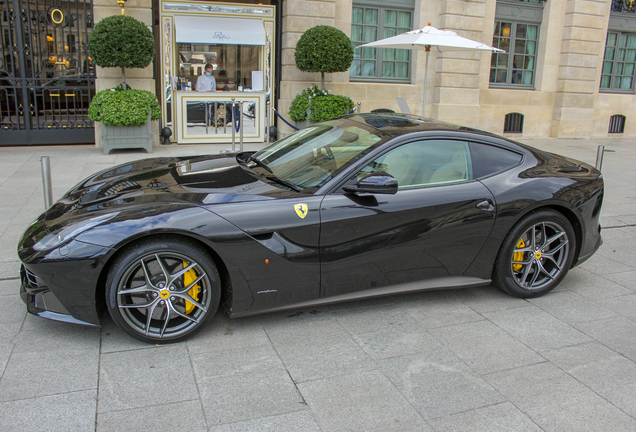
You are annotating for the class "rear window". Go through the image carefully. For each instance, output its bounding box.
[469,142,522,178]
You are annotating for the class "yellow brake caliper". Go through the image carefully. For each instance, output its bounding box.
[183,262,200,314]
[512,238,525,271]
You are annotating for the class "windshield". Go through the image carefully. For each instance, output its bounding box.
[249,118,386,191]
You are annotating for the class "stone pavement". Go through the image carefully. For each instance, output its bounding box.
[0,137,634,431]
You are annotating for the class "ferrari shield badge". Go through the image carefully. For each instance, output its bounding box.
[294,203,308,219]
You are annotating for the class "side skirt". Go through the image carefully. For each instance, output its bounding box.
[230,276,491,318]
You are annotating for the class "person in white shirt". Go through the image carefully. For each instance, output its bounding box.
[196,63,216,91]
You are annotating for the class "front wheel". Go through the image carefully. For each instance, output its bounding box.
[493,209,576,298]
[105,237,221,343]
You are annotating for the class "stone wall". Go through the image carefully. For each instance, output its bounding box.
[92,0,158,147]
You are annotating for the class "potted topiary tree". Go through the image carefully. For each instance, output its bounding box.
[294,25,354,90]
[87,15,160,154]
[291,26,354,127]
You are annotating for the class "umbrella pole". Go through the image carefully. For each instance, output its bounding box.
[423,45,430,117]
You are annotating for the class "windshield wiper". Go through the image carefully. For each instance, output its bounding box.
[246,156,301,192]
[248,156,273,173]
[265,174,302,192]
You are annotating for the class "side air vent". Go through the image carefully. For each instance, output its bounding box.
[504,113,524,134]
[608,114,625,134]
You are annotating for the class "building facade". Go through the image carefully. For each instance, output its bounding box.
[279,0,636,138]
[2,0,635,147]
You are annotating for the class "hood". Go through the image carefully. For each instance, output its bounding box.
[41,153,295,231]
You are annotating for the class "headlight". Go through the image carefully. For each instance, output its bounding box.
[33,212,120,251]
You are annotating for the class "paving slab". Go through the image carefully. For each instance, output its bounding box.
[485,362,636,432]
[398,290,485,329]
[0,260,20,279]
[298,370,431,432]
[0,389,97,432]
[602,270,636,292]
[428,320,545,375]
[378,347,505,420]
[262,314,375,383]
[207,411,322,432]
[97,344,198,413]
[96,400,207,432]
[527,290,617,325]
[596,293,636,320]
[575,316,636,361]
[186,313,270,355]
[559,267,634,299]
[0,348,98,402]
[448,285,529,313]
[427,402,542,432]
[483,305,592,351]
[543,342,636,419]
[191,345,305,426]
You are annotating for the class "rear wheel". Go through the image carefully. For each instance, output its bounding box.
[105,237,220,343]
[493,209,576,298]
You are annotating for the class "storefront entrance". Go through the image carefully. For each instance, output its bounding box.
[160,1,275,144]
[0,0,95,145]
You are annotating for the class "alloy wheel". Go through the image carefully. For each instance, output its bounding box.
[116,251,212,339]
[510,221,570,290]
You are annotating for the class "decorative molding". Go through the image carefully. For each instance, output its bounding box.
[352,0,415,9]
[495,1,543,23]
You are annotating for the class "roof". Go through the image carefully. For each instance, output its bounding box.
[345,113,492,137]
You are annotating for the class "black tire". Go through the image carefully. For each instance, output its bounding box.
[105,236,221,343]
[493,209,576,298]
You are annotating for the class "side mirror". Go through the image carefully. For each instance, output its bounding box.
[343,171,398,195]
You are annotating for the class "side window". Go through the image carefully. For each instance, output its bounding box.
[358,140,472,188]
[469,142,522,178]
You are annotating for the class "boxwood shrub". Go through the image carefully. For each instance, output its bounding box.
[87,15,154,69]
[88,87,161,127]
[289,85,354,123]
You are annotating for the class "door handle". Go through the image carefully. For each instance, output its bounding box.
[476,200,494,212]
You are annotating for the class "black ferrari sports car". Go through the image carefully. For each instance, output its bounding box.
[18,113,604,343]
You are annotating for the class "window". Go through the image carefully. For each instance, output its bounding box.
[469,142,522,178]
[608,114,626,133]
[504,112,524,133]
[350,0,414,82]
[600,32,636,92]
[177,43,260,89]
[490,1,543,88]
[358,140,472,188]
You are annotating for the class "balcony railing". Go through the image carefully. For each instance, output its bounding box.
[612,0,636,13]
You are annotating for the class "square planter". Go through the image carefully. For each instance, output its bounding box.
[102,113,153,155]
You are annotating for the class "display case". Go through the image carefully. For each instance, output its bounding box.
[174,90,265,144]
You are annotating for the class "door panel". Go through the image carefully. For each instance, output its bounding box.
[319,181,495,297]
[210,196,324,311]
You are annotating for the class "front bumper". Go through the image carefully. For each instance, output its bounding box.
[20,265,98,326]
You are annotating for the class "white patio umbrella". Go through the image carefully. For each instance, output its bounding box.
[358,24,505,115]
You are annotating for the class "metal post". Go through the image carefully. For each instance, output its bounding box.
[231,98,236,151]
[307,95,312,121]
[40,156,53,209]
[423,47,430,117]
[205,103,209,135]
[214,101,218,134]
[357,101,361,114]
[239,100,244,152]
[595,145,605,171]
[265,100,270,143]
[223,101,227,134]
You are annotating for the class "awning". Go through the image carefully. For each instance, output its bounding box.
[174,16,266,46]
